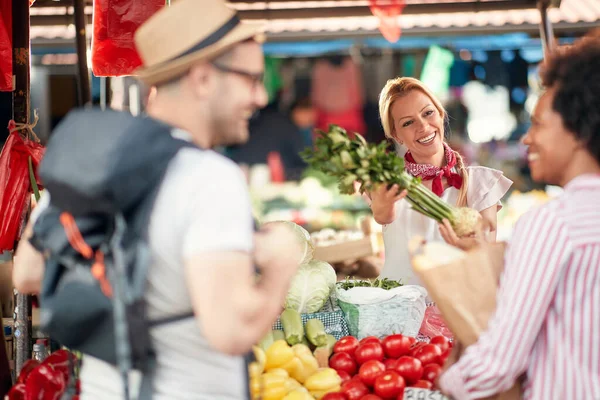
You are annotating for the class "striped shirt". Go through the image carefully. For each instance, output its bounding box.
[439,174,600,400]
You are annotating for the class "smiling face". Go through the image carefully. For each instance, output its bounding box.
[522,87,581,186]
[390,90,445,164]
[207,40,268,146]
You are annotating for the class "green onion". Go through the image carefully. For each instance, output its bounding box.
[301,125,481,237]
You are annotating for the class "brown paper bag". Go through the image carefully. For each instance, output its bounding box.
[410,239,521,400]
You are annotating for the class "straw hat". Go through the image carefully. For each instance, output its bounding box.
[134,0,264,86]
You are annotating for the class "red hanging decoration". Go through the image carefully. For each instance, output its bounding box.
[91,0,165,77]
[369,0,406,43]
[0,120,45,252]
[0,0,12,92]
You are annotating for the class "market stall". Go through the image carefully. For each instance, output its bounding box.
[0,0,567,399]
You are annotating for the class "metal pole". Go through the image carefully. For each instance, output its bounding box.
[11,0,33,378]
[100,77,109,110]
[537,0,556,58]
[73,0,91,106]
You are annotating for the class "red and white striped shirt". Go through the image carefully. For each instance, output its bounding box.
[440,174,600,400]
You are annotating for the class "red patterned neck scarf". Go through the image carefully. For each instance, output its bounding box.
[404,142,463,196]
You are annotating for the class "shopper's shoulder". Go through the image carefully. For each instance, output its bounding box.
[516,198,563,229]
[168,148,244,182]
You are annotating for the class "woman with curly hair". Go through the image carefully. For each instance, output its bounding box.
[369,77,512,284]
[439,34,600,400]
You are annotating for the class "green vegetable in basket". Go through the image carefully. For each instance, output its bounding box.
[285,260,337,314]
[313,334,337,368]
[259,331,275,351]
[281,309,304,345]
[338,277,403,291]
[272,330,286,342]
[305,319,327,347]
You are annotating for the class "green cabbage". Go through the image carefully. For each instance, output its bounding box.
[285,260,337,314]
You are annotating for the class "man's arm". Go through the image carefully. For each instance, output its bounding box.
[439,206,571,399]
[12,192,51,294]
[13,220,45,294]
[185,226,300,355]
[178,156,301,356]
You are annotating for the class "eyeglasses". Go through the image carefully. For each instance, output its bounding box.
[212,63,264,91]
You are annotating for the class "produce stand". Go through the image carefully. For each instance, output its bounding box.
[0,0,567,398]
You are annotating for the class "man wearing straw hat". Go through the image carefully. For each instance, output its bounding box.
[13,0,304,398]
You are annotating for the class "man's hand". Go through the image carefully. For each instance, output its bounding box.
[254,224,303,275]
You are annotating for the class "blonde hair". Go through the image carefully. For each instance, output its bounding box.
[378,77,469,207]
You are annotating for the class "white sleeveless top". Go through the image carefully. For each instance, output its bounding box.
[380,166,512,285]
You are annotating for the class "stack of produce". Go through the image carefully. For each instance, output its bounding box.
[263,221,338,315]
[262,309,338,368]
[249,340,342,400]
[319,334,452,399]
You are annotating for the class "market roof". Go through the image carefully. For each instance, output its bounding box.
[29,0,599,42]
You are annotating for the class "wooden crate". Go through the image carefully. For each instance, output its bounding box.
[313,233,381,264]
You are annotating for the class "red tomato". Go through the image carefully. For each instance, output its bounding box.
[422,363,442,383]
[323,393,349,400]
[429,336,451,354]
[383,358,399,370]
[373,370,406,400]
[334,336,360,355]
[330,352,358,376]
[355,342,385,365]
[360,336,382,345]
[337,370,352,384]
[360,395,383,400]
[408,342,426,357]
[410,380,433,389]
[341,380,371,400]
[440,347,452,363]
[392,356,423,385]
[358,360,386,387]
[381,334,413,359]
[413,344,443,366]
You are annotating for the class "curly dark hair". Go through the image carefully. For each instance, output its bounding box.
[539,34,600,163]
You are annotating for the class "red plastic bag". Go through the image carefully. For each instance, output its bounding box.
[419,304,454,340]
[0,128,44,252]
[0,0,12,91]
[91,0,164,76]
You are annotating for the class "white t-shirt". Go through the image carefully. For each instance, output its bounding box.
[36,131,254,399]
[380,166,512,285]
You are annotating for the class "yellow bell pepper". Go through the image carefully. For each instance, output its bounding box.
[280,356,303,379]
[265,340,295,371]
[283,377,304,392]
[248,362,263,380]
[267,368,289,378]
[253,345,266,368]
[250,377,261,400]
[310,389,341,400]
[282,390,314,400]
[304,368,342,392]
[290,344,319,383]
[260,372,288,400]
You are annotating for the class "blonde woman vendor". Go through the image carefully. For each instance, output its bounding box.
[369,77,512,285]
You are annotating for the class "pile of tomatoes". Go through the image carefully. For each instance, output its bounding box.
[321,334,452,400]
